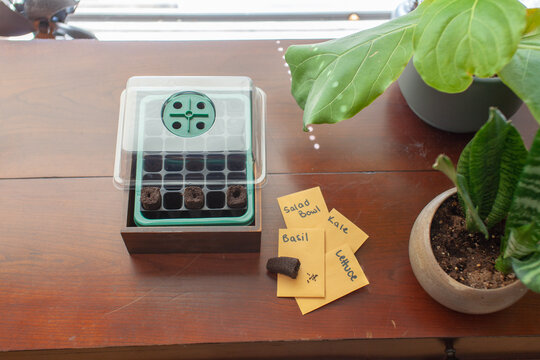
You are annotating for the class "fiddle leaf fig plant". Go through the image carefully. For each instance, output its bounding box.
[433,108,540,292]
[285,0,540,128]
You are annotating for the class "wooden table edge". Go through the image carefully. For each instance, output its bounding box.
[3,336,540,360]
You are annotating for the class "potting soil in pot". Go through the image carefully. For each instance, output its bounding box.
[430,194,516,289]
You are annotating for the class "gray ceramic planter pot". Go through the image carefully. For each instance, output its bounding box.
[409,188,528,314]
[398,61,523,133]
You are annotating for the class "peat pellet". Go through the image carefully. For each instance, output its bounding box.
[266,257,301,279]
[184,186,204,209]
[140,187,161,210]
[227,185,247,208]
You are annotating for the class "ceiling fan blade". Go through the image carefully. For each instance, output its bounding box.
[0,0,34,36]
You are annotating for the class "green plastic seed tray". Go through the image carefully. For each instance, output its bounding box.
[114,76,267,227]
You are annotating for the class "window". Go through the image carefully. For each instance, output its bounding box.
[7,0,540,41]
[68,0,404,40]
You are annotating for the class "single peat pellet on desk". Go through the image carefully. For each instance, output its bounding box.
[266,257,301,279]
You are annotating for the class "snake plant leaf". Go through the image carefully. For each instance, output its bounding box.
[504,222,540,259]
[434,109,527,237]
[285,0,431,128]
[456,173,488,237]
[500,8,540,124]
[413,0,526,93]
[498,129,540,290]
[511,252,540,292]
[457,108,527,229]
[495,256,514,274]
[504,129,540,248]
[433,154,458,184]
[456,141,472,211]
[433,154,488,237]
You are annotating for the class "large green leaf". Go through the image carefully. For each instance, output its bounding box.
[457,109,527,229]
[285,1,431,128]
[434,109,527,237]
[413,0,526,93]
[505,129,540,235]
[500,8,540,124]
[504,222,540,259]
[500,129,540,291]
[512,252,540,292]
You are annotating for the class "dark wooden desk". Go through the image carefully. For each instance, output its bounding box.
[0,40,539,360]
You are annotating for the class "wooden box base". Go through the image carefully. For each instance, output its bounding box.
[121,187,261,254]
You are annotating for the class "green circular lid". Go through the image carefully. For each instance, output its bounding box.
[161,91,216,138]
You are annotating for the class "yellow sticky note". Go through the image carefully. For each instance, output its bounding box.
[277,228,325,298]
[320,209,369,253]
[277,187,329,228]
[296,245,369,315]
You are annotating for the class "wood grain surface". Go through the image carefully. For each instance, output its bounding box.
[1,175,540,355]
[1,40,536,179]
[0,40,539,359]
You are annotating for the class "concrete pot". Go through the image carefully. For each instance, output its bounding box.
[409,188,528,314]
[398,61,523,133]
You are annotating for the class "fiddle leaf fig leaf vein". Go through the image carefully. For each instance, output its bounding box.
[413,0,526,93]
[285,1,430,128]
[500,8,540,124]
